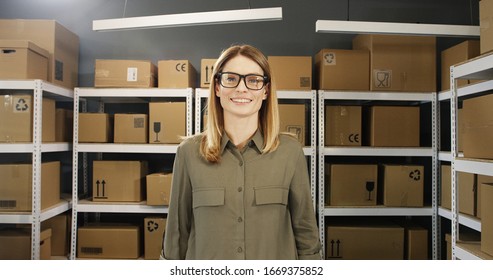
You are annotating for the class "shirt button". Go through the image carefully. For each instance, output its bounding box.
[237,217,243,223]
[237,247,243,253]
[237,187,243,192]
[239,161,243,166]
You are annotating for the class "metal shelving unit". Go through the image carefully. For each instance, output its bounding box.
[69,87,193,260]
[450,52,493,260]
[0,79,73,259]
[194,88,318,211]
[318,90,438,260]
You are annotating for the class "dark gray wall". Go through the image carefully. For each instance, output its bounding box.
[0,0,479,87]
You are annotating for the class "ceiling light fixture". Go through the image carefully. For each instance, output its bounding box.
[93,7,282,31]
[315,20,480,37]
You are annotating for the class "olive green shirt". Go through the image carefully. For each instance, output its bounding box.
[163,130,321,260]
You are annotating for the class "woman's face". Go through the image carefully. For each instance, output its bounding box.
[215,55,267,123]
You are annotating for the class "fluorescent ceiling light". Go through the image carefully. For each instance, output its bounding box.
[93,7,282,31]
[316,20,480,37]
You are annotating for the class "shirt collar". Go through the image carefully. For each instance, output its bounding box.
[220,129,264,154]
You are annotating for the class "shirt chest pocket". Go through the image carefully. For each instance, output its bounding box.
[254,186,289,206]
[192,188,225,208]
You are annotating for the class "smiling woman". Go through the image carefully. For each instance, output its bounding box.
[162,44,322,260]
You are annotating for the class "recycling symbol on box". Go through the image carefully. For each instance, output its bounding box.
[409,170,421,181]
[147,220,159,232]
[14,98,29,112]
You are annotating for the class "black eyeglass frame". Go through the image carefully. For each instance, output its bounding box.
[215,72,270,91]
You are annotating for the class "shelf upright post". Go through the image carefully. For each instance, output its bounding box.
[317,90,326,259]
[186,88,194,136]
[70,88,81,260]
[30,80,43,260]
[310,90,317,213]
[450,65,459,260]
[431,91,439,260]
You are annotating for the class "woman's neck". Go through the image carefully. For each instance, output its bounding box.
[224,115,258,149]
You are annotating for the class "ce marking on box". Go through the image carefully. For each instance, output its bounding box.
[348,133,360,143]
[175,63,187,72]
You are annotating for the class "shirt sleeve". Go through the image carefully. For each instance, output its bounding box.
[289,147,322,260]
[161,143,193,260]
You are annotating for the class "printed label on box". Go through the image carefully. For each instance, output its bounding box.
[134,117,145,128]
[373,70,392,88]
[127,67,138,82]
[12,96,31,113]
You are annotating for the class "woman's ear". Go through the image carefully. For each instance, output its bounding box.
[215,81,220,97]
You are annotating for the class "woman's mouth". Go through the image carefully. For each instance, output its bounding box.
[230,98,252,103]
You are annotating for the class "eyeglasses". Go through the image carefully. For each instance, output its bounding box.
[216,72,269,90]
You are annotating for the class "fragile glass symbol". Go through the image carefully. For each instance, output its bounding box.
[153,122,161,142]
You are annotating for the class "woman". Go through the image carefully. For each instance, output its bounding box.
[162,44,321,260]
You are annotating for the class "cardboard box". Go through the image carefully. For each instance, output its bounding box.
[0,19,79,89]
[480,0,493,54]
[55,108,73,142]
[77,224,141,259]
[462,94,493,159]
[158,60,196,88]
[0,228,51,260]
[95,59,157,88]
[149,102,186,144]
[326,164,378,206]
[278,104,306,146]
[441,40,480,91]
[405,227,428,260]
[114,113,148,144]
[200,58,217,88]
[315,49,369,90]
[445,232,483,260]
[0,95,56,143]
[78,113,112,143]
[481,183,493,256]
[268,56,312,90]
[440,165,475,215]
[146,173,172,206]
[42,213,70,256]
[92,160,147,202]
[353,34,436,92]
[382,165,424,207]
[325,106,361,146]
[476,174,493,219]
[0,161,60,212]
[326,224,404,260]
[368,106,420,147]
[144,217,167,259]
[0,39,49,80]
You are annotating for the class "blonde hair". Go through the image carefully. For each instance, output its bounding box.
[200,44,280,163]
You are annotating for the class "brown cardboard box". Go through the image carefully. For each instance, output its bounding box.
[42,213,70,256]
[445,232,483,260]
[55,108,73,142]
[114,113,148,144]
[268,56,312,90]
[95,59,157,88]
[382,165,424,207]
[78,113,112,143]
[149,102,186,144]
[440,165,475,215]
[406,227,428,260]
[315,49,369,90]
[353,34,436,92]
[200,58,217,88]
[0,95,56,143]
[146,173,172,206]
[368,106,420,147]
[441,40,480,91]
[0,161,60,212]
[480,0,493,54]
[0,228,51,260]
[92,160,147,202]
[0,19,79,89]
[0,40,49,80]
[77,224,141,259]
[158,60,196,88]
[144,217,167,259]
[326,164,378,206]
[325,106,361,146]
[476,174,493,218]
[481,183,493,256]
[326,224,404,260]
[462,94,493,159]
[278,104,306,146]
